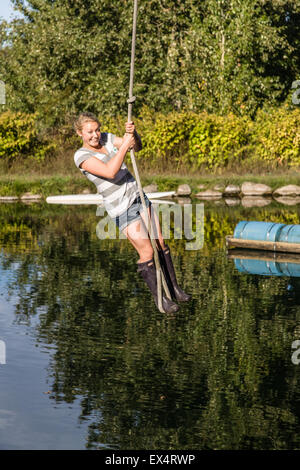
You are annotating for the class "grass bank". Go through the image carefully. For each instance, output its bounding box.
[1,167,300,199]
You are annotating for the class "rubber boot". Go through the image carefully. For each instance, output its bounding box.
[159,245,191,302]
[137,259,179,313]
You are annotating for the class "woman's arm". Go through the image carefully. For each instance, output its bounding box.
[80,132,135,179]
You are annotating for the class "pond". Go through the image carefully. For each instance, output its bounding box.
[0,198,300,450]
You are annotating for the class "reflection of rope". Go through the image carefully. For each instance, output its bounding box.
[127,0,171,312]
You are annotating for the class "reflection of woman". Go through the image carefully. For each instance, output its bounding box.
[74,112,190,313]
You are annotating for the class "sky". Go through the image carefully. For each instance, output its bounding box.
[0,0,23,22]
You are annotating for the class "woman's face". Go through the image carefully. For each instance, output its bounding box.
[78,121,101,148]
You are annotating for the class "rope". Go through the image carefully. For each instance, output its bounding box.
[127,0,171,313]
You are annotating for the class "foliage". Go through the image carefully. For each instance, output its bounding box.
[0,110,56,163]
[135,105,300,171]
[137,105,300,171]
[1,104,300,172]
[0,1,300,125]
[188,112,251,169]
[132,108,251,170]
[135,108,198,170]
[253,104,300,167]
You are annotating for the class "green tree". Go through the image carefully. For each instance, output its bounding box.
[182,0,300,115]
[1,0,132,125]
[1,0,300,124]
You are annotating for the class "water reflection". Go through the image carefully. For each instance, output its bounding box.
[0,201,300,449]
[228,250,300,277]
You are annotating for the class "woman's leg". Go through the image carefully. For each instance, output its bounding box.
[122,217,153,263]
[122,216,179,313]
[139,205,191,303]
[139,204,166,250]
[122,201,167,260]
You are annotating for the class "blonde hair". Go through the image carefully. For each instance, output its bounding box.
[74,112,100,132]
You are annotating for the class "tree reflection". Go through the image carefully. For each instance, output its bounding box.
[0,202,300,449]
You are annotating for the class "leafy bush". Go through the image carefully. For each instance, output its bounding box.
[134,108,251,170]
[135,106,300,171]
[136,107,198,169]
[253,105,300,167]
[188,112,251,169]
[0,111,56,164]
[2,105,300,173]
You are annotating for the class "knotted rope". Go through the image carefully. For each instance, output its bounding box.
[127,0,171,313]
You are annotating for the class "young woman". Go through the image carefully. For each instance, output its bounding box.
[74,112,190,313]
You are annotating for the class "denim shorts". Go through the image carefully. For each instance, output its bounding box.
[112,193,151,231]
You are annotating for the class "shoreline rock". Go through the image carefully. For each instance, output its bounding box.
[241,182,272,196]
[176,183,191,196]
[143,183,158,193]
[273,185,300,196]
[224,184,240,196]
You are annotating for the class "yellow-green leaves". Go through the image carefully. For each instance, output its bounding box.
[0,111,56,163]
